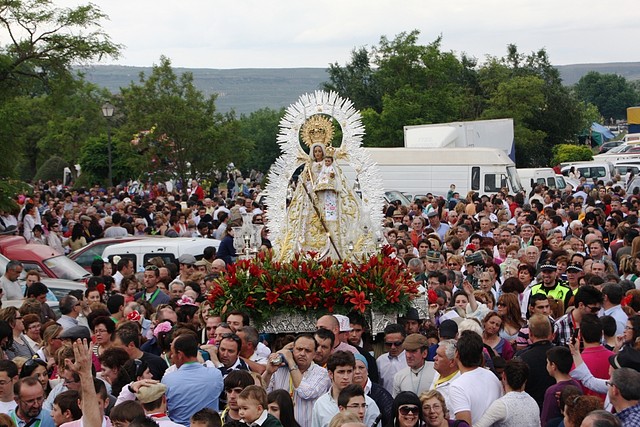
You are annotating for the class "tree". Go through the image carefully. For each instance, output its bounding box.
[323,47,381,112]
[237,107,284,174]
[119,56,247,186]
[0,0,121,96]
[574,72,640,120]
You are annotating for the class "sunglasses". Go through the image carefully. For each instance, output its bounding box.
[384,340,404,348]
[399,406,419,415]
[145,265,159,271]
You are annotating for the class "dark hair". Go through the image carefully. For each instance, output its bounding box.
[19,358,47,378]
[268,390,300,427]
[99,347,130,370]
[600,315,617,338]
[602,283,624,305]
[190,408,222,427]
[314,328,335,348]
[456,330,484,368]
[580,314,603,344]
[327,350,355,373]
[112,358,150,397]
[117,257,132,273]
[383,323,406,338]
[574,285,604,307]
[226,311,250,327]
[347,311,367,329]
[107,294,125,315]
[115,322,141,347]
[337,383,365,408]
[504,358,529,390]
[547,346,573,374]
[224,370,254,391]
[92,316,116,334]
[110,401,146,423]
[0,360,18,378]
[393,391,422,427]
[25,282,49,298]
[59,295,78,315]
[54,390,82,421]
[173,334,199,358]
[129,416,160,427]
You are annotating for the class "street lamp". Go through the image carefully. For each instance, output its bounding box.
[101,101,115,187]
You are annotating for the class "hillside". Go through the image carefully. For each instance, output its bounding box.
[78,62,640,115]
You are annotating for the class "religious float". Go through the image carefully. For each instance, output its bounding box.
[207,91,429,333]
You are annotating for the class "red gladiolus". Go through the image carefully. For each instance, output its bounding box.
[427,289,438,305]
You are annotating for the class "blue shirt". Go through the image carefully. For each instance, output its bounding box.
[9,408,55,427]
[162,362,223,426]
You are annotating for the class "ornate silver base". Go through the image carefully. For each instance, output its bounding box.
[259,295,429,334]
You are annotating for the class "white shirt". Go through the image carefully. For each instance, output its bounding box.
[602,304,628,336]
[311,390,380,427]
[1,275,23,300]
[0,400,17,413]
[392,362,436,397]
[449,367,503,425]
[376,351,407,395]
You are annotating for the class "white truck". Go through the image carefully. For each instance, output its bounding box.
[517,168,564,196]
[341,147,523,197]
[403,118,515,160]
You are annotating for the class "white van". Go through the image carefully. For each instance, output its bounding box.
[517,168,560,195]
[341,147,523,197]
[102,237,221,272]
[560,161,615,183]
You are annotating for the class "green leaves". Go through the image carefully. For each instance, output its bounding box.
[574,71,640,120]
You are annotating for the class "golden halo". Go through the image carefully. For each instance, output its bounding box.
[301,115,334,148]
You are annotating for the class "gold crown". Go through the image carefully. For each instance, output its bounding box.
[301,115,334,148]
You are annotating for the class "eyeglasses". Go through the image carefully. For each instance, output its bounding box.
[346,403,368,409]
[182,264,195,269]
[94,328,108,334]
[63,377,78,385]
[606,381,616,388]
[448,263,459,267]
[384,340,404,348]
[20,396,45,406]
[398,405,419,415]
[625,325,634,331]
[423,403,442,412]
[497,302,506,307]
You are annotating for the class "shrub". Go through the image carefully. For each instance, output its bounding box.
[550,144,593,166]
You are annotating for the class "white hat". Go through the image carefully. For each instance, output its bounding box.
[334,314,352,332]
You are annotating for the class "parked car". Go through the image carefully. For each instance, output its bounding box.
[0,253,86,300]
[69,236,149,272]
[0,241,89,281]
[599,140,622,153]
[102,237,221,272]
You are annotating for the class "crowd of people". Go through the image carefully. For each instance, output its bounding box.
[2,174,640,427]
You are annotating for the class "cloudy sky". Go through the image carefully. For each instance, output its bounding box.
[56,0,636,69]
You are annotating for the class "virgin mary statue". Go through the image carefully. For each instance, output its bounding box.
[265,91,385,262]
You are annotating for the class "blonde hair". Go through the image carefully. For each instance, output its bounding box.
[328,412,361,427]
[419,389,449,418]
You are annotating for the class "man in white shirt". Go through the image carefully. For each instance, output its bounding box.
[0,260,23,301]
[449,331,502,425]
[392,334,435,397]
[0,360,18,413]
[376,324,407,395]
[601,283,628,336]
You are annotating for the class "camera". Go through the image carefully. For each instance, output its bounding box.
[271,354,284,365]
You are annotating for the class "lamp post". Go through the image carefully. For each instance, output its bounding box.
[101,102,115,187]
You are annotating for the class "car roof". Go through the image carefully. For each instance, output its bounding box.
[2,243,62,259]
[104,237,220,249]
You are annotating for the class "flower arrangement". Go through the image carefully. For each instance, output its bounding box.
[207,246,420,327]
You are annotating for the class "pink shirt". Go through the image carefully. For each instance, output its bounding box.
[579,345,614,399]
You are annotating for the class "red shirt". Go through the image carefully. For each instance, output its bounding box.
[579,345,614,399]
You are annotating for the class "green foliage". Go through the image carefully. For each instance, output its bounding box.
[0,180,30,212]
[323,47,381,112]
[574,72,640,120]
[33,156,67,181]
[119,56,247,185]
[551,144,593,166]
[237,108,284,174]
[0,0,121,95]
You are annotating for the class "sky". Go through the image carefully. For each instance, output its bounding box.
[54,0,637,69]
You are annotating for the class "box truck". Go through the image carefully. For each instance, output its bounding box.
[341,147,523,197]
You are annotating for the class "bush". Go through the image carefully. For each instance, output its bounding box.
[33,156,68,182]
[550,144,593,166]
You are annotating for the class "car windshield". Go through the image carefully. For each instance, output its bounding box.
[43,256,90,281]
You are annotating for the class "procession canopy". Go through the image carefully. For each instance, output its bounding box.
[265,91,385,262]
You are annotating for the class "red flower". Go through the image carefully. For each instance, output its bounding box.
[622,294,633,307]
[245,296,257,308]
[349,291,371,313]
[427,289,438,305]
[266,291,279,305]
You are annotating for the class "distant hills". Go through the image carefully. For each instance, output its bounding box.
[78,62,640,115]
